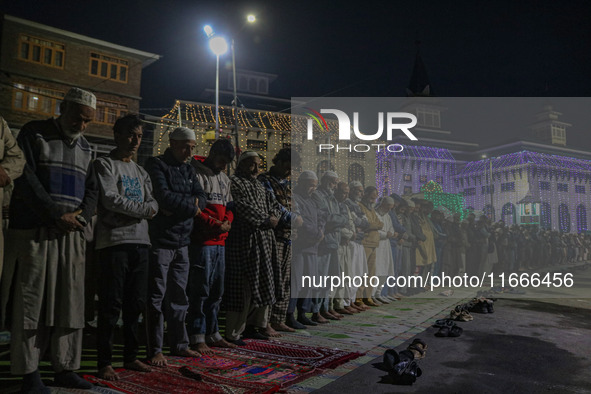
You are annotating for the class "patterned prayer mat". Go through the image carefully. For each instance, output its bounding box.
[84,339,362,394]
[225,339,363,369]
[85,365,279,394]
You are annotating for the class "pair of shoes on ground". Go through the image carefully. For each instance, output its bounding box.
[468,298,494,314]
[450,306,474,321]
[434,319,463,337]
[382,347,422,385]
[406,338,427,359]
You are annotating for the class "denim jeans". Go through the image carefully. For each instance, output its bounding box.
[187,245,225,344]
[146,247,190,356]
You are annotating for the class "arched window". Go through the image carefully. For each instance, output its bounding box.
[348,163,365,186]
[576,204,587,233]
[558,203,571,233]
[540,202,551,230]
[483,204,495,221]
[502,203,516,225]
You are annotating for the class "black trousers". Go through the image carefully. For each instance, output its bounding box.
[97,244,149,369]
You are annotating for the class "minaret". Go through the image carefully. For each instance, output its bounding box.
[406,40,432,97]
[530,105,571,146]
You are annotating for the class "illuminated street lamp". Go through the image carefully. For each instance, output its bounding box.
[204,25,228,137]
[205,15,256,156]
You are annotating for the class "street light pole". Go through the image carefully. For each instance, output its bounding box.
[215,53,220,137]
[204,25,228,139]
[232,39,240,157]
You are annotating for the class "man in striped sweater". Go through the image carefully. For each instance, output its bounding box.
[7,87,98,392]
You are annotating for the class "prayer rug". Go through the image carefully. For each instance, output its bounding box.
[85,367,279,394]
[225,339,363,369]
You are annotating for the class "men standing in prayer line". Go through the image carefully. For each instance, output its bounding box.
[332,182,359,315]
[289,170,323,328]
[414,200,437,286]
[384,194,407,301]
[0,116,24,285]
[358,186,384,307]
[394,199,413,295]
[311,171,349,322]
[187,139,237,355]
[344,181,370,311]
[408,199,426,293]
[224,151,281,344]
[373,197,397,304]
[144,127,206,366]
[7,87,98,392]
[94,115,158,380]
[258,148,302,335]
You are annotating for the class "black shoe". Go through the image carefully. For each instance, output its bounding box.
[225,337,247,346]
[54,371,93,390]
[286,315,307,329]
[243,326,270,340]
[297,315,317,326]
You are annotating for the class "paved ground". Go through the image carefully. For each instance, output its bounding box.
[316,295,591,393]
[1,263,590,393]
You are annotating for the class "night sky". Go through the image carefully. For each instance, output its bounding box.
[3,0,591,143]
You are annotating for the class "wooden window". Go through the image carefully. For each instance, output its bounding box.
[18,34,65,68]
[89,52,129,83]
[12,84,64,116]
[95,100,128,124]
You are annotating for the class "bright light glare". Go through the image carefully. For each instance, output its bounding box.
[203,25,214,37]
[209,36,229,56]
[247,14,256,23]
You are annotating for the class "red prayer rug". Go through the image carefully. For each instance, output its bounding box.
[224,339,364,369]
[85,341,362,392]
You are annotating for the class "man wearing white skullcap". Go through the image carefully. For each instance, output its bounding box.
[6,87,99,391]
[144,125,206,365]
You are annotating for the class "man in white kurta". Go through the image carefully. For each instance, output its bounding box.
[374,197,396,303]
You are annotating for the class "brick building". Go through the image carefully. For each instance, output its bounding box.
[0,14,159,153]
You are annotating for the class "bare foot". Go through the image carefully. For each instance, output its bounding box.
[271,322,296,332]
[98,365,119,381]
[124,359,151,373]
[149,352,168,367]
[264,325,282,337]
[174,348,202,358]
[193,342,215,355]
[209,338,238,349]
[312,313,329,324]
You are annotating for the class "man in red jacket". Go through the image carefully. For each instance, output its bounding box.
[187,139,236,354]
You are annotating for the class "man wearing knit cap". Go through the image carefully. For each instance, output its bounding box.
[6,87,99,391]
[144,126,206,365]
[311,171,348,322]
[224,151,282,344]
